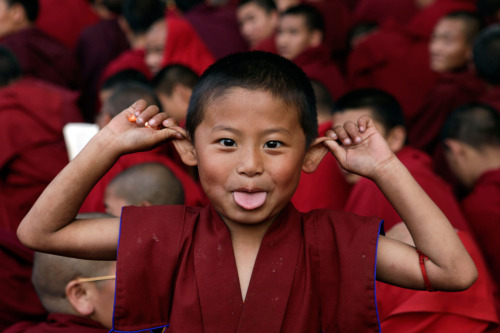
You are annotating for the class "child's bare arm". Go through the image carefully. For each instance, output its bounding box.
[324,115,477,291]
[18,100,186,260]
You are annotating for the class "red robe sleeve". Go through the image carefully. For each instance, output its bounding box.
[377,231,499,332]
[161,16,216,75]
[79,149,207,213]
[0,229,47,332]
[0,78,75,232]
[100,48,153,85]
[461,168,500,291]
[344,147,470,231]
[36,0,99,50]
[112,204,382,332]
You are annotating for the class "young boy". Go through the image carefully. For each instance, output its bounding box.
[18,51,476,332]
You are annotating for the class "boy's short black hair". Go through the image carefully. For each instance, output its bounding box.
[104,81,163,117]
[333,88,406,131]
[152,64,199,96]
[281,4,325,35]
[0,46,22,87]
[186,51,318,147]
[441,102,500,149]
[101,69,150,91]
[442,11,482,44]
[473,25,500,86]
[7,0,38,22]
[237,0,277,13]
[122,0,165,34]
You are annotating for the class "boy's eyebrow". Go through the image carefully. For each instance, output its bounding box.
[211,126,292,136]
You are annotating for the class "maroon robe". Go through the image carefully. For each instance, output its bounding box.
[79,149,207,213]
[479,85,500,113]
[377,230,499,332]
[353,0,419,25]
[36,0,99,50]
[100,48,152,86]
[4,313,108,333]
[0,27,80,90]
[0,78,79,232]
[292,121,352,212]
[294,45,348,100]
[461,168,500,291]
[407,70,486,155]
[344,147,470,231]
[75,18,130,122]
[112,203,382,332]
[0,229,47,331]
[252,34,277,53]
[183,4,248,59]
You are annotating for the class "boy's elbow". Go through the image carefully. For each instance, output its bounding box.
[17,221,39,250]
[449,261,478,291]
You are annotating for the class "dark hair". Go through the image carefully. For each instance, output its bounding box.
[473,25,500,85]
[310,79,334,117]
[186,51,317,147]
[104,81,162,117]
[102,0,125,14]
[441,102,500,149]
[152,64,199,96]
[7,0,38,22]
[0,46,22,86]
[442,11,482,44]
[477,0,500,24]
[101,69,150,91]
[281,4,325,35]
[237,0,277,13]
[333,88,405,131]
[122,0,165,34]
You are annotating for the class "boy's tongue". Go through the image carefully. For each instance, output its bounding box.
[233,191,267,210]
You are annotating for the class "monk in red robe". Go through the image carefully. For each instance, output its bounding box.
[333,89,498,332]
[4,240,114,333]
[407,11,486,155]
[0,0,80,89]
[0,47,81,232]
[36,0,99,50]
[442,103,500,298]
[276,4,347,99]
[0,229,46,331]
[18,52,478,333]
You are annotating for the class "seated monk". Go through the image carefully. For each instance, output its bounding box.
[0,0,80,89]
[236,0,279,52]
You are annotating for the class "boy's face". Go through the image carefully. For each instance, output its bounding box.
[276,15,317,60]
[237,3,278,48]
[192,88,308,227]
[0,0,17,38]
[145,20,167,76]
[429,18,471,73]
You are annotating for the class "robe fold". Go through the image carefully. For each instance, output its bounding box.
[377,231,499,332]
[343,147,470,231]
[36,0,99,50]
[407,70,486,155]
[0,229,47,332]
[75,18,131,122]
[0,78,76,232]
[294,45,347,100]
[183,4,249,59]
[79,149,207,213]
[0,27,80,90]
[292,121,352,212]
[353,0,418,26]
[461,168,500,291]
[112,203,382,332]
[4,313,108,333]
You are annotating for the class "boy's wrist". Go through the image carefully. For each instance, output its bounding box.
[371,155,405,184]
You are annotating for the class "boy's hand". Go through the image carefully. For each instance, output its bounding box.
[102,99,186,155]
[323,115,397,181]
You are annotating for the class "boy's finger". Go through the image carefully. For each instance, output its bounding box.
[344,121,362,144]
[332,125,351,145]
[357,115,372,133]
[136,105,160,125]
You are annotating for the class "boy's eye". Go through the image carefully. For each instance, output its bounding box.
[219,138,236,147]
[264,140,282,149]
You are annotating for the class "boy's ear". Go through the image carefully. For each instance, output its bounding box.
[172,136,198,166]
[385,125,406,153]
[302,137,330,174]
[66,280,94,316]
[444,138,465,157]
[310,30,323,48]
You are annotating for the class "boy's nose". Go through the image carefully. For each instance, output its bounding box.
[237,147,264,177]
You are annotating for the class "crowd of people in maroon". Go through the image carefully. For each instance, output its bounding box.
[1,0,500,331]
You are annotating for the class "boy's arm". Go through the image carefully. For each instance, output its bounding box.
[17,100,186,260]
[324,116,477,291]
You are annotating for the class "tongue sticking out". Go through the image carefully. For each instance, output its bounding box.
[233,191,267,210]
